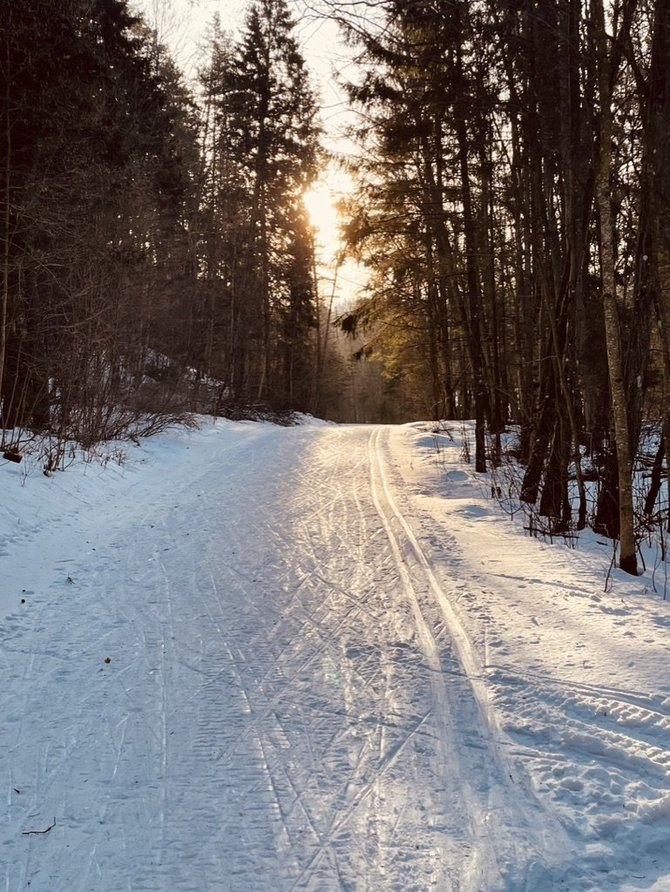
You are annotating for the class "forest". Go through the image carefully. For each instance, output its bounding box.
[3,0,670,575]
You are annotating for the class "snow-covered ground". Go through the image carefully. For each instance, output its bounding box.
[1,418,669,891]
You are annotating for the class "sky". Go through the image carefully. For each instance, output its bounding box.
[133,0,367,307]
[136,0,354,141]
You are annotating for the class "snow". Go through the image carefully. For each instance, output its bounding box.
[1,418,670,890]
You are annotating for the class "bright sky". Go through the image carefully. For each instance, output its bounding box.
[136,1,354,138]
[133,0,366,307]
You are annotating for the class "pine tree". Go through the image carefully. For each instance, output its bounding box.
[208,0,321,407]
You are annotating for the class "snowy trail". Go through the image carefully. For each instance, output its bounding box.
[367,427,570,890]
[2,420,670,890]
[0,423,518,890]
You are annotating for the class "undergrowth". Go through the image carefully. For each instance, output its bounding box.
[486,423,670,595]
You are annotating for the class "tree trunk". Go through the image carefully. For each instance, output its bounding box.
[454,95,488,472]
[593,0,638,574]
[1,29,11,431]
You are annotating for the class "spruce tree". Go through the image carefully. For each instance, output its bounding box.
[203,0,321,407]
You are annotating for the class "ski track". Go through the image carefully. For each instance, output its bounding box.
[0,421,665,890]
[397,424,670,890]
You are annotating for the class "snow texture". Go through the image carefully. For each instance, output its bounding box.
[1,419,670,890]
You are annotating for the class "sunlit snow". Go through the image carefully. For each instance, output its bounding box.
[2,419,669,890]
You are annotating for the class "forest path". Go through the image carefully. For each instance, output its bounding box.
[0,421,619,891]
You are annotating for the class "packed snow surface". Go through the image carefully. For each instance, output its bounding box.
[2,419,670,891]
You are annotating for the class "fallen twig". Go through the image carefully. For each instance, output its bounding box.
[22,818,56,836]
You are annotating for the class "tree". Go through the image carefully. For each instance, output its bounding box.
[339,0,504,469]
[199,0,321,409]
[0,0,200,443]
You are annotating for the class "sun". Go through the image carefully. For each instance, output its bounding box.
[302,167,367,307]
[302,166,356,261]
[303,180,341,257]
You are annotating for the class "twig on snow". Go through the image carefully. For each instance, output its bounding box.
[22,818,56,836]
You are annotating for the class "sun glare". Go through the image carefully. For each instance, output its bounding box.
[303,167,355,260]
[303,169,366,307]
[303,182,340,253]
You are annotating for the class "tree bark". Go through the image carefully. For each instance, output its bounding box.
[593,0,638,574]
[1,28,11,432]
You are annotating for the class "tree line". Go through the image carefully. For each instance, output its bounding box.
[327,0,670,574]
[0,0,334,459]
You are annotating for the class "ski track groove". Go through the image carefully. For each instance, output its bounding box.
[368,426,578,890]
[367,428,488,890]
